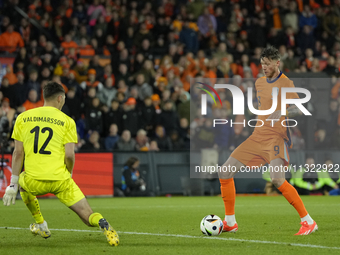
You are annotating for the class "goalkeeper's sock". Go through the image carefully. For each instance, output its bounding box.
[220,178,236,226]
[278,180,309,219]
[20,192,44,224]
[89,213,104,227]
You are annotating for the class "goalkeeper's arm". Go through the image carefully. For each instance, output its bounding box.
[65,143,75,175]
[3,140,24,206]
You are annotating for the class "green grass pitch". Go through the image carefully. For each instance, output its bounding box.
[0,196,339,255]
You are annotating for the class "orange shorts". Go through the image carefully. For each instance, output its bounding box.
[231,134,290,167]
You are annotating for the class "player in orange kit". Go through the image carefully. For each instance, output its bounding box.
[219,46,318,235]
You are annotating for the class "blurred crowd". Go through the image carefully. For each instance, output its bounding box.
[1,0,340,151]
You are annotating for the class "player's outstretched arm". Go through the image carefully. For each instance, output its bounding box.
[65,143,75,175]
[287,105,302,117]
[3,140,24,206]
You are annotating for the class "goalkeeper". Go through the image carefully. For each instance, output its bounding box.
[2,81,119,246]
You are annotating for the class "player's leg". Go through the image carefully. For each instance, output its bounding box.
[55,178,119,246]
[219,136,265,232]
[18,172,51,238]
[19,187,44,224]
[269,158,318,235]
[218,156,244,232]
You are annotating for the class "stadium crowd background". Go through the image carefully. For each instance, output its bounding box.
[0,0,340,152]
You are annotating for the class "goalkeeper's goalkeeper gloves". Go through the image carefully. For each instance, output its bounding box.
[3,175,19,206]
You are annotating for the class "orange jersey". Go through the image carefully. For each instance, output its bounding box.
[253,72,299,147]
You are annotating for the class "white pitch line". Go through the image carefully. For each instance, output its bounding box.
[0,227,339,250]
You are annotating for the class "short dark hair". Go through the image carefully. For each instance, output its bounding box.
[260,45,280,61]
[43,81,65,100]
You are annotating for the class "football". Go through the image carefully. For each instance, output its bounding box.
[200,215,223,236]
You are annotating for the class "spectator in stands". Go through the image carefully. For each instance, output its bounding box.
[115,64,130,86]
[154,125,172,151]
[324,56,339,76]
[104,124,119,151]
[267,28,284,48]
[97,77,117,107]
[3,65,17,86]
[158,100,179,134]
[198,7,217,48]
[140,96,157,134]
[65,88,81,121]
[104,99,122,136]
[301,48,314,71]
[80,131,103,152]
[22,89,43,111]
[133,23,153,49]
[170,130,185,150]
[85,97,103,134]
[80,69,104,92]
[13,71,28,107]
[101,64,115,84]
[0,24,24,53]
[139,39,154,61]
[0,77,16,108]
[41,54,55,75]
[134,73,153,101]
[27,69,41,97]
[283,49,299,72]
[153,36,167,56]
[89,55,104,79]
[297,25,316,54]
[284,1,299,33]
[73,4,87,24]
[142,60,157,86]
[178,117,189,140]
[212,42,228,64]
[40,66,52,81]
[115,91,126,104]
[135,129,149,151]
[61,34,78,55]
[192,118,215,149]
[149,140,160,151]
[116,48,130,72]
[153,77,168,98]
[121,97,140,137]
[215,6,228,35]
[249,18,267,48]
[179,19,199,54]
[87,0,106,26]
[116,130,136,151]
[299,5,318,31]
[13,47,29,73]
[323,7,340,37]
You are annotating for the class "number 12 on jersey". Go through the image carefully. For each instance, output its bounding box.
[30,126,53,155]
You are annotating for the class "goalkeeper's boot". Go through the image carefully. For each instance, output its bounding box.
[222,221,238,233]
[295,221,318,235]
[30,220,51,239]
[99,218,119,246]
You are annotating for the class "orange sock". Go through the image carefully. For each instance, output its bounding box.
[278,180,308,218]
[220,178,235,215]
